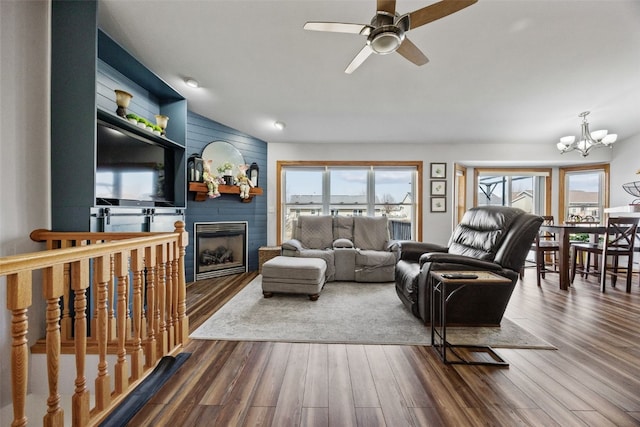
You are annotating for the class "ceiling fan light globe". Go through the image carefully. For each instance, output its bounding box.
[369,31,402,54]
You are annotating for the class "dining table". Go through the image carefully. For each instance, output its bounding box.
[538,223,606,290]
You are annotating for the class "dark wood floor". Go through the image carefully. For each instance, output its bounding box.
[128,271,640,426]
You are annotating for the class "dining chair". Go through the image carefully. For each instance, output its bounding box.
[519,216,561,286]
[530,216,560,287]
[570,217,639,292]
[566,219,602,274]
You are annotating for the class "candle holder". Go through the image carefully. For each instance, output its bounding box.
[249,162,259,187]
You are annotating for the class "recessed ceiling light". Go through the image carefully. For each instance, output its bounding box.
[185,78,199,88]
[274,121,286,130]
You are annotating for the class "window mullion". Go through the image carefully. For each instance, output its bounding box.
[368,167,375,215]
[322,166,330,215]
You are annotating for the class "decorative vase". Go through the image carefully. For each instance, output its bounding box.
[114,89,133,118]
[155,114,169,136]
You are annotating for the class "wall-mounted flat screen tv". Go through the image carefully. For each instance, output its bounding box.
[96,119,176,206]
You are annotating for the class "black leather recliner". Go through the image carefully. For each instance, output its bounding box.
[395,206,543,326]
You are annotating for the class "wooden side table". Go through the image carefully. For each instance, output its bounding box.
[258,246,281,273]
[430,270,512,367]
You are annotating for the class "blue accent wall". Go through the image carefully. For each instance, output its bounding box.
[185,111,267,281]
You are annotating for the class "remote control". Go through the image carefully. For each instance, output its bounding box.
[441,273,478,279]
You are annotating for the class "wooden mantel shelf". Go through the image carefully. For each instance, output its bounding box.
[189,182,264,203]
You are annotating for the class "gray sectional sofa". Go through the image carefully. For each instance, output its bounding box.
[281,215,397,282]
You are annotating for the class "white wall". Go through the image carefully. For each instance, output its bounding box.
[0,0,50,410]
[267,139,621,246]
[610,133,640,208]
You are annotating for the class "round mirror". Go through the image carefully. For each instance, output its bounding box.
[201,141,245,174]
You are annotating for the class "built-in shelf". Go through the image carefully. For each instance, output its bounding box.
[189,182,264,203]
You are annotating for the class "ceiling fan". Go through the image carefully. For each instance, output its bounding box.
[303,0,478,74]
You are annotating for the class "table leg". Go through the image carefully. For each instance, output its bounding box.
[557,229,570,290]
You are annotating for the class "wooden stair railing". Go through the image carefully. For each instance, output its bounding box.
[0,222,189,427]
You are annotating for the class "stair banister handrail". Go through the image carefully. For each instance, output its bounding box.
[1,221,189,427]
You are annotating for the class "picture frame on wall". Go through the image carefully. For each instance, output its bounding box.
[430,180,446,196]
[430,162,446,179]
[431,197,446,213]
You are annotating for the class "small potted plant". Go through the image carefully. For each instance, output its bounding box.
[217,161,234,185]
[136,116,148,129]
[126,113,140,125]
[152,125,162,136]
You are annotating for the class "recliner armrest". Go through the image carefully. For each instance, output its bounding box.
[398,241,448,262]
[419,252,503,271]
[282,239,304,252]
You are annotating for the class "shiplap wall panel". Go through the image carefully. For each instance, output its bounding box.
[185,111,268,280]
[97,59,160,124]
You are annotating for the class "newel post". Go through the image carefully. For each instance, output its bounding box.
[174,221,190,345]
[7,271,31,427]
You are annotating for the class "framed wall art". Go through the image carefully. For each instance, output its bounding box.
[430,180,446,196]
[431,197,446,213]
[430,162,446,179]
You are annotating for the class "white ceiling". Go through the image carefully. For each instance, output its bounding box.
[98,0,640,146]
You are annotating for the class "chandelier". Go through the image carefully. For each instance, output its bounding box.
[556,111,617,157]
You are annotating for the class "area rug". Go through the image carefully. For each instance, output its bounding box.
[191,276,556,349]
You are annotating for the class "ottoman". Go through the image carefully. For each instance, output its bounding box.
[261,256,327,301]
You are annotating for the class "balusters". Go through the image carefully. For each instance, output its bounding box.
[165,243,175,350]
[108,255,117,340]
[155,243,169,356]
[60,240,73,340]
[130,248,145,380]
[144,245,157,367]
[114,251,130,394]
[43,264,64,427]
[171,244,180,348]
[3,223,190,426]
[94,255,111,411]
[71,259,90,426]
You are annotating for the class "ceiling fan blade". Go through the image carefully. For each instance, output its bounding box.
[408,0,478,30]
[396,38,429,66]
[304,22,370,35]
[377,0,396,15]
[345,45,374,74]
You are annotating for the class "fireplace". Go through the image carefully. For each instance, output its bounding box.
[194,221,248,280]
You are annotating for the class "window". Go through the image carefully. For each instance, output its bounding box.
[474,168,552,215]
[278,161,421,243]
[559,164,609,223]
